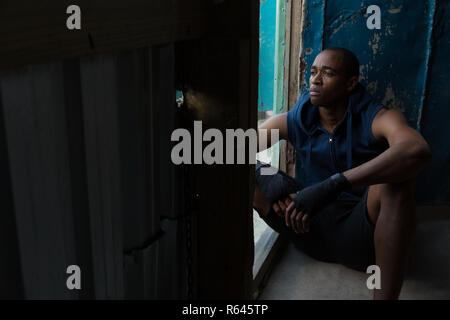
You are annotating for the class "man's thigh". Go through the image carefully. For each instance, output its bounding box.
[367,184,382,225]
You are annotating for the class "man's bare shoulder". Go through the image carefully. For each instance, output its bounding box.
[258,112,288,141]
[372,107,412,142]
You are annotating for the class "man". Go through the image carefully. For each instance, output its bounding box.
[253,47,432,300]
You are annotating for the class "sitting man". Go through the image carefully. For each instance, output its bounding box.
[253,47,432,300]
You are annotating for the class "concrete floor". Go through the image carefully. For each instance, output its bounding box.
[259,207,450,300]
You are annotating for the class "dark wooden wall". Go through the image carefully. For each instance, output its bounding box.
[0,0,259,299]
[178,0,260,299]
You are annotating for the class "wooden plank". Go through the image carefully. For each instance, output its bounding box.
[286,0,305,177]
[0,0,209,70]
[179,1,259,299]
[279,0,293,174]
[180,39,240,298]
[253,230,279,278]
[287,0,304,108]
[248,0,261,300]
[252,231,287,299]
[237,35,259,300]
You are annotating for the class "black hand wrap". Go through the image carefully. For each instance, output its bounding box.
[292,173,351,216]
[255,161,303,205]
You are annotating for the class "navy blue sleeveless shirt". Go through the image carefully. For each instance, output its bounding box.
[287,83,389,201]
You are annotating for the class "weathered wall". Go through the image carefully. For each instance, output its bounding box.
[299,0,450,204]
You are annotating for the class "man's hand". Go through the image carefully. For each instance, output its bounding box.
[273,194,311,233]
[285,173,351,230]
[296,173,350,213]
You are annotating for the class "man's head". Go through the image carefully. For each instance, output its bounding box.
[309,47,359,108]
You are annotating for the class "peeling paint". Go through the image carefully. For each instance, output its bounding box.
[367,81,378,96]
[381,84,404,111]
[368,33,381,55]
[381,84,395,108]
[328,9,363,36]
[388,5,403,14]
[299,56,308,91]
[305,47,313,55]
[385,24,395,36]
[359,64,368,82]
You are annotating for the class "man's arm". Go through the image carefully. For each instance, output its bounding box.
[257,112,289,153]
[343,108,432,187]
[285,108,432,234]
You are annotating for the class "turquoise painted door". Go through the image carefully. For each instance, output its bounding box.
[258,0,277,112]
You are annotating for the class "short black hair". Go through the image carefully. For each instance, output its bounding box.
[324,47,359,79]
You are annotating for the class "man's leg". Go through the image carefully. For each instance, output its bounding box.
[366,179,417,299]
[253,185,271,218]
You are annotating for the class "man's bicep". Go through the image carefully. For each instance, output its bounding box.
[258,112,288,141]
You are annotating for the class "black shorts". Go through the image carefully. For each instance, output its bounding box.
[259,188,376,272]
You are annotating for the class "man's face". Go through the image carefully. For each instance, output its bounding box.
[309,50,355,107]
